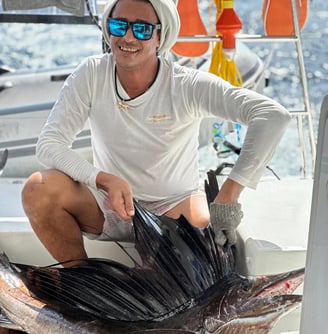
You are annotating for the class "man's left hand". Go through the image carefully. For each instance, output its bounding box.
[210,202,243,246]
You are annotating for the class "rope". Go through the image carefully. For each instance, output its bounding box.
[208,0,243,87]
[85,0,102,31]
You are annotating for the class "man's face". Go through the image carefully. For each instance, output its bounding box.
[110,0,161,70]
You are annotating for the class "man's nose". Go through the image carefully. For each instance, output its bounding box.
[123,25,136,42]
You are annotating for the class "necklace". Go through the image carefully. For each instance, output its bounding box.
[114,60,160,111]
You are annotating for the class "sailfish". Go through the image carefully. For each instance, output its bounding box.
[0,172,304,333]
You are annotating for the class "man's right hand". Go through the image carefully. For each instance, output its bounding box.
[96,172,135,220]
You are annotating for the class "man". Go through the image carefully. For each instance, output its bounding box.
[22,0,291,266]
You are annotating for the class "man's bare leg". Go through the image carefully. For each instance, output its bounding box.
[165,194,210,228]
[21,169,105,267]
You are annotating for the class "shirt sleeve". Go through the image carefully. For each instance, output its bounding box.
[188,70,292,189]
[227,88,291,188]
[36,58,100,188]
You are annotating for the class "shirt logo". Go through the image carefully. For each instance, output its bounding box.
[146,114,171,123]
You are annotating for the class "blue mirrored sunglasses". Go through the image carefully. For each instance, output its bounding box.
[108,18,161,41]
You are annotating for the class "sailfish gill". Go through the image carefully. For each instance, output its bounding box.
[0,173,304,333]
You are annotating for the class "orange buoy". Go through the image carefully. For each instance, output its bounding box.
[172,0,209,57]
[216,0,242,57]
[209,0,243,86]
[262,0,308,36]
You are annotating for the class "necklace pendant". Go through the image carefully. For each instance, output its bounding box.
[117,100,129,111]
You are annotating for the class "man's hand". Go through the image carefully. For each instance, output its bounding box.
[96,172,134,220]
[210,178,244,246]
[209,202,243,246]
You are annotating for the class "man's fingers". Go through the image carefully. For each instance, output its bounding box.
[225,229,238,245]
[214,230,227,247]
[214,229,238,247]
[110,193,132,220]
[123,192,135,217]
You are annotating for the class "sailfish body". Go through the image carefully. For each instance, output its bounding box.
[0,201,303,333]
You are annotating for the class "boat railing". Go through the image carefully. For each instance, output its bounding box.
[0,102,55,116]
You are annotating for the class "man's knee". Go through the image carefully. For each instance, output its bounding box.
[165,194,210,228]
[22,169,70,212]
[22,171,43,206]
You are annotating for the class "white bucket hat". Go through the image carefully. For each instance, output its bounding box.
[101,0,180,54]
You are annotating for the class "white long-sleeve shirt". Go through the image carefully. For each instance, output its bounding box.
[36,53,291,201]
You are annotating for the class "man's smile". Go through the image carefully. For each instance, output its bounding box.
[119,45,140,53]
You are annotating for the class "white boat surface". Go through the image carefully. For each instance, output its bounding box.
[0,1,321,333]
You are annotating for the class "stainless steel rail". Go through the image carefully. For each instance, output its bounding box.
[0,102,55,116]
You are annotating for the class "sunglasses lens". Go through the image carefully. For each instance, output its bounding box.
[108,19,157,41]
[108,19,128,37]
[132,23,153,40]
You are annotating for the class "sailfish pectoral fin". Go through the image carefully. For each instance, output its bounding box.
[212,294,302,334]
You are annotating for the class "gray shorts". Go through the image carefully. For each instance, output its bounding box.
[84,186,204,242]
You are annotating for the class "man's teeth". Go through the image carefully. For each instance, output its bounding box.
[120,46,138,52]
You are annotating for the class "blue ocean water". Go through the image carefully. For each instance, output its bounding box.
[0,0,327,176]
